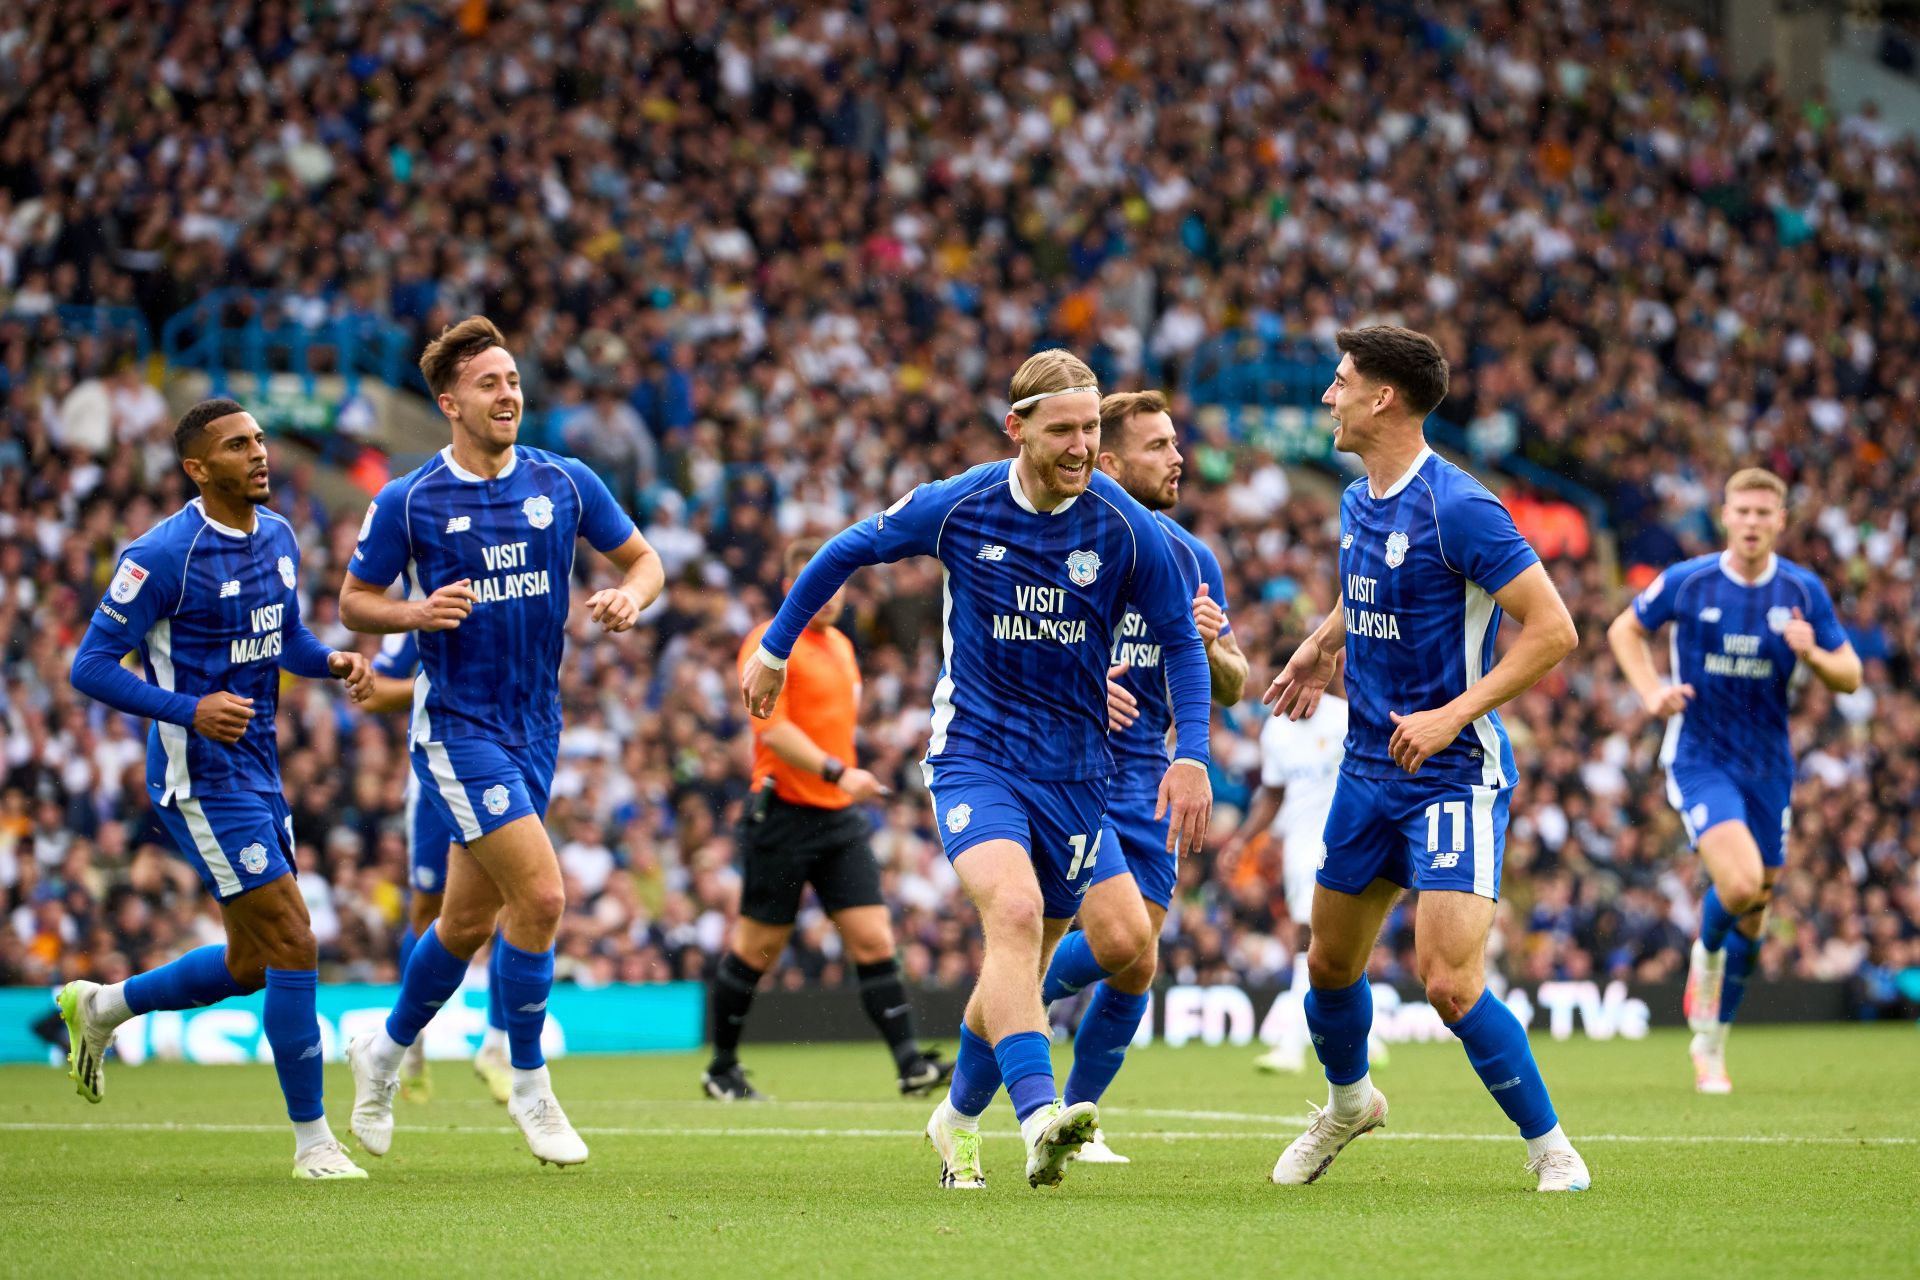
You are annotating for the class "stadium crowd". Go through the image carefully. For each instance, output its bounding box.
[1,0,1917,1018]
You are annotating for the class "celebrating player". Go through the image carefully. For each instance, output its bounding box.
[1264,327,1591,1193]
[1605,468,1860,1093]
[704,538,953,1102]
[1037,389,1249,1164]
[338,316,664,1168]
[740,350,1214,1191]
[61,398,374,1181]
[363,629,515,1104]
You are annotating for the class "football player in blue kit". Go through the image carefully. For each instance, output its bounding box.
[1607,467,1860,1093]
[62,398,375,1180]
[365,629,514,1105]
[1038,389,1249,1164]
[1264,327,1591,1192]
[740,350,1215,1191]
[339,316,664,1168]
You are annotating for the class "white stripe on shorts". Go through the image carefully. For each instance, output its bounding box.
[1470,785,1497,899]
[177,797,242,898]
[422,741,484,843]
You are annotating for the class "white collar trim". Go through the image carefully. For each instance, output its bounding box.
[1007,464,1079,515]
[442,445,518,483]
[1370,445,1433,500]
[190,497,253,539]
[1719,550,1778,587]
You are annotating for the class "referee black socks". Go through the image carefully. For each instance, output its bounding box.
[709,952,765,1070]
[856,958,923,1070]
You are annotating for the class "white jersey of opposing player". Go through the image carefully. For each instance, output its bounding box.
[1259,695,1348,847]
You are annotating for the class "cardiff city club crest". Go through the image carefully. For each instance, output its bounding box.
[277,555,296,589]
[523,494,554,529]
[238,843,270,875]
[1384,531,1409,569]
[946,803,972,834]
[1065,549,1101,587]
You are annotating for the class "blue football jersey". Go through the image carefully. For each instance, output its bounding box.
[80,499,325,801]
[1631,551,1845,777]
[372,630,419,680]
[349,445,636,746]
[761,460,1213,782]
[1110,513,1232,778]
[1338,447,1540,786]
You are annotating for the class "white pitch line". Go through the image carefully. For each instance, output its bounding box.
[1,1121,1914,1147]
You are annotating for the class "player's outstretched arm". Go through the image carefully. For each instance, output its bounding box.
[361,674,417,715]
[758,721,891,802]
[1387,563,1578,773]
[1606,605,1693,718]
[1265,604,1346,720]
[339,572,476,635]
[584,530,665,633]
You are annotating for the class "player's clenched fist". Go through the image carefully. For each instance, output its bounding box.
[1106,662,1139,732]
[740,651,787,720]
[1781,606,1816,656]
[586,586,641,633]
[1155,760,1213,857]
[1191,581,1226,645]
[1639,682,1695,718]
[192,691,255,744]
[413,580,476,631]
[328,650,374,703]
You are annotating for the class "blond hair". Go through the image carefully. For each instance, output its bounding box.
[1008,349,1098,416]
[1724,467,1787,503]
[419,315,508,396]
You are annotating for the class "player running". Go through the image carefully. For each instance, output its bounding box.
[364,629,514,1104]
[740,350,1214,1191]
[1264,326,1591,1193]
[1221,665,1349,1074]
[61,398,375,1181]
[339,316,664,1168]
[1037,389,1248,1164]
[1606,468,1860,1093]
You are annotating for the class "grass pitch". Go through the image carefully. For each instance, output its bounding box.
[1,1025,1915,1279]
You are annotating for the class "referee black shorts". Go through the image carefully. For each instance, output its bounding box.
[737,794,885,927]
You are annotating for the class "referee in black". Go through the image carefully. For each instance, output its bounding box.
[704,539,952,1100]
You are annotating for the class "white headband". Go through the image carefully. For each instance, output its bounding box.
[1009,385,1099,412]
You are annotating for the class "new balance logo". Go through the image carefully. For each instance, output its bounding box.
[1699,607,1722,623]
[219,580,241,598]
[516,1000,548,1014]
[445,516,472,533]
[1431,851,1460,870]
[1489,1076,1522,1092]
[976,543,1007,561]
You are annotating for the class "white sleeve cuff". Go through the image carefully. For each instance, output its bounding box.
[754,645,788,670]
[1171,757,1209,771]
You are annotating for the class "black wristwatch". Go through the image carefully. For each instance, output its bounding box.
[820,755,846,785]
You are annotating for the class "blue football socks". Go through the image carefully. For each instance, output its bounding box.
[1065,985,1149,1106]
[993,1030,1057,1123]
[947,1023,1002,1117]
[487,931,509,1032]
[384,922,469,1047]
[1699,886,1737,953]
[263,968,324,1123]
[1720,929,1758,1024]
[1042,931,1112,1004]
[124,944,247,1013]
[494,936,556,1070]
[1452,988,1558,1140]
[1303,975,1373,1086]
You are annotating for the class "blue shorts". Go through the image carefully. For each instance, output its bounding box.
[1105,778,1176,910]
[155,789,295,902]
[1665,764,1792,868]
[1319,770,1511,901]
[403,775,457,894]
[411,734,558,847]
[923,757,1123,918]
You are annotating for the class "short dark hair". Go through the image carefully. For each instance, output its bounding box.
[1099,389,1169,449]
[1335,326,1449,417]
[784,537,823,580]
[174,398,248,461]
[419,315,507,396]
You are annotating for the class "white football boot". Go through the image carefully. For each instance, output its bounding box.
[346,1033,400,1156]
[509,1090,590,1166]
[1691,1027,1732,1094]
[1071,1127,1130,1164]
[925,1100,986,1189]
[1683,939,1724,1032]
[293,1138,370,1181]
[1526,1145,1592,1192]
[56,981,117,1104]
[1021,1100,1099,1188]
[1271,1087,1389,1185]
